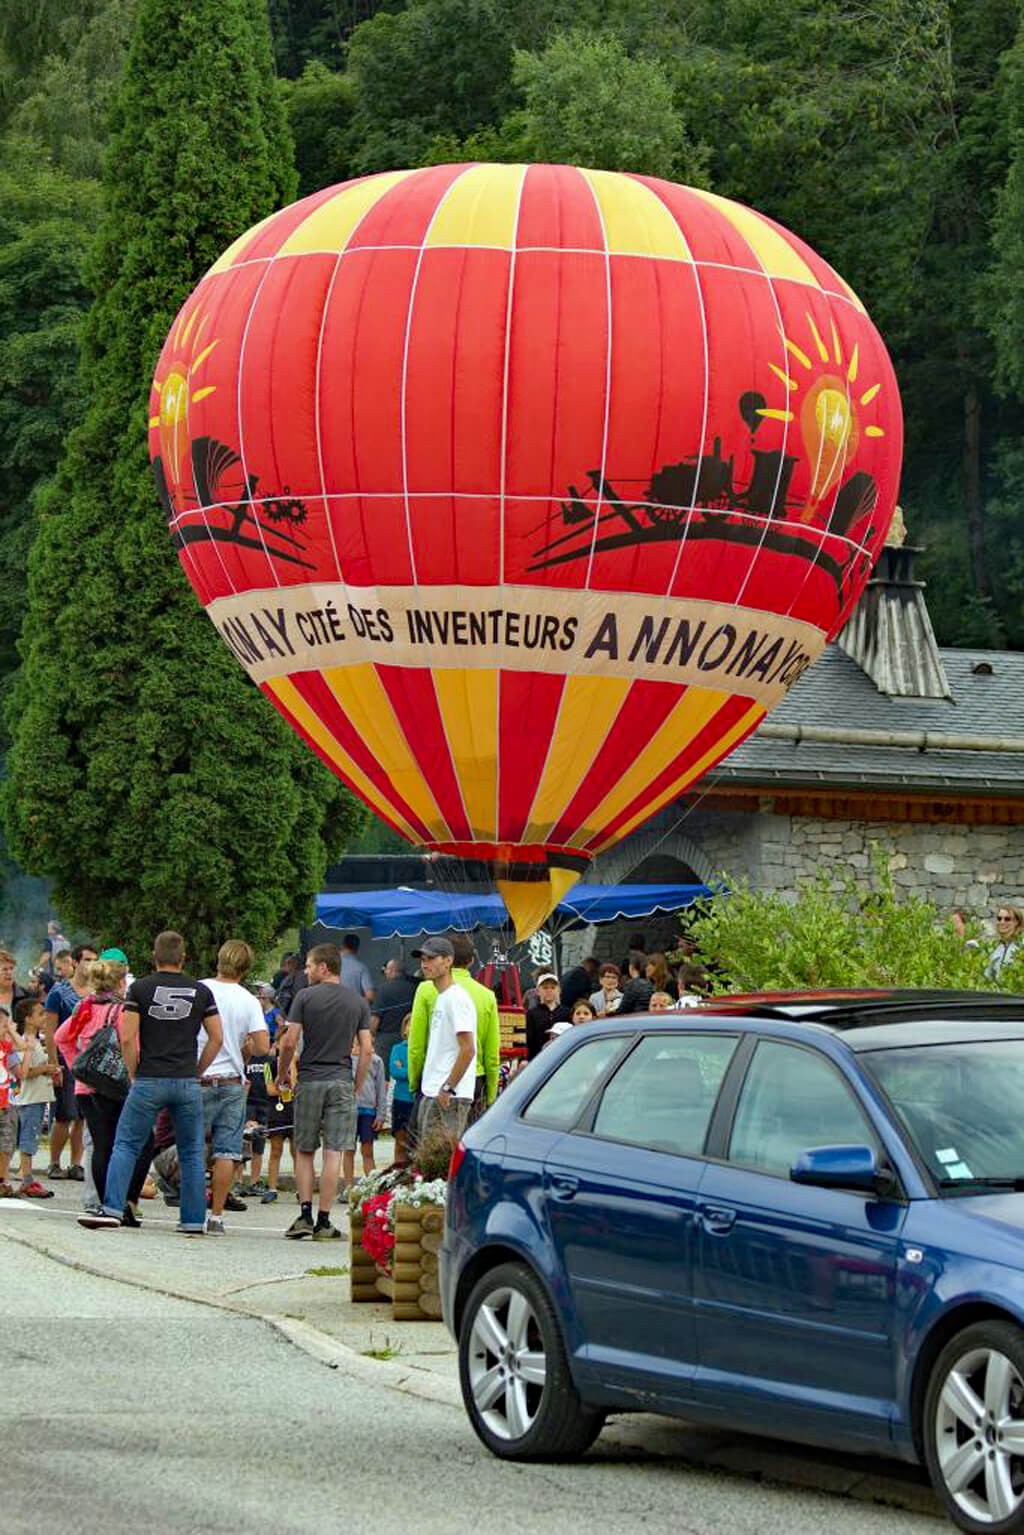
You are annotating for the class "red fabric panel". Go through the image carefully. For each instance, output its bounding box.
[548,679,685,846]
[284,672,435,842]
[496,670,566,842]
[584,692,757,850]
[403,246,510,587]
[374,664,472,841]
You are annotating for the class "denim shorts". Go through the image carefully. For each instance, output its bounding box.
[356,1107,376,1146]
[16,1101,46,1155]
[201,1079,247,1160]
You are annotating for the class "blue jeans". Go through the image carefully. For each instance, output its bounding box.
[102,1077,206,1230]
[201,1080,246,1160]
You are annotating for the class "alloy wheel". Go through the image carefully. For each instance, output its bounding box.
[467,1283,548,1442]
[936,1345,1024,1524]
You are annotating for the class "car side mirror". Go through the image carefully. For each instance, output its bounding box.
[790,1143,897,1199]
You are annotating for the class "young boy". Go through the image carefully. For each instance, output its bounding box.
[260,1038,295,1204]
[12,998,57,1197]
[344,1040,386,1186]
[388,1014,415,1168]
[0,1006,26,1197]
[240,1039,275,1195]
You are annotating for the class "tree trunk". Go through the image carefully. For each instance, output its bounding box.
[963,382,990,599]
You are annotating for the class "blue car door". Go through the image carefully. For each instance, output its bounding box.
[542,1031,739,1403]
[695,1038,906,1449]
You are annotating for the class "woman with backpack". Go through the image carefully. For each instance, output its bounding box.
[54,956,154,1227]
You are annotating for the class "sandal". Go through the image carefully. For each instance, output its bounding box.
[19,1180,55,1199]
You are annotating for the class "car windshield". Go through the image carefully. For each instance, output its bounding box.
[863,1039,1024,1191]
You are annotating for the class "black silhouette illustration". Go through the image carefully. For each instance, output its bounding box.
[153,436,316,571]
[529,395,878,602]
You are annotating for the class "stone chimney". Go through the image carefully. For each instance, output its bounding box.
[837,523,951,699]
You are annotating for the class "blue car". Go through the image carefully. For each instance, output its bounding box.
[441,991,1024,1534]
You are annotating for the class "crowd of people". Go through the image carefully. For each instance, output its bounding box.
[0,905,1020,1235]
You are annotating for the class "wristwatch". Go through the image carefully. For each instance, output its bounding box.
[441,1082,455,1095]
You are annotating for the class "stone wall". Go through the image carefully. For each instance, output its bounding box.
[556,804,1024,971]
[649,805,1024,916]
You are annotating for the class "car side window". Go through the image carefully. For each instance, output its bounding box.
[728,1040,878,1178]
[521,1036,626,1130]
[591,1033,738,1157]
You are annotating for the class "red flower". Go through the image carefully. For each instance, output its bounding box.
[361,1192,395,1267]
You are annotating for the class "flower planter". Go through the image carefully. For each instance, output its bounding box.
[348,1211,380,1303]
[348,1175,447,1319]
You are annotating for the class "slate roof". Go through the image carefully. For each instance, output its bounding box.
[716,646,1024,794]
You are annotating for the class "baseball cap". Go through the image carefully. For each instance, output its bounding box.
[546,1020,573,1037]
[411,937,455,959]
[99,947,128,964]
[537,972,559,986]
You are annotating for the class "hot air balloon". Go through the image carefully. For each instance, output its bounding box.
[148,164,902,939]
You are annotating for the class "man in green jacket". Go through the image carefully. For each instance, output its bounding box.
[408,932,500,1110]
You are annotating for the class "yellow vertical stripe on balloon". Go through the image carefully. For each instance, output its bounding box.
[567,685,730,849]
[524,677,632,842]
[322,664,451,841]
[265,676,420,843]
[590,703,767,853]
[277,169,416,256]
[431,668,499,840]
[579,169,693,261]
[425,163,526,249]
[689,189,820,289]
[206,209,282,275]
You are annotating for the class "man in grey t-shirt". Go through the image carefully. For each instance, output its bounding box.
[340,933,374,1004]
[276,943,372,1240]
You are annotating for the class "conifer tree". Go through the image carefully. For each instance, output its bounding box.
[3,0,362,969]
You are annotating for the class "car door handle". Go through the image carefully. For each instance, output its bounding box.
[700,1204,736,1234]
[548,1174,579,1201]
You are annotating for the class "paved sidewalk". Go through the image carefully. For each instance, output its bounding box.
[0,1174,458,1389]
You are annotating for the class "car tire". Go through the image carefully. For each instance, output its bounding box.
[458,1260,605,1460]
[924,1319,1024,1533]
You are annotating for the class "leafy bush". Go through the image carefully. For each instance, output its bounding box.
[689,851,1024,994]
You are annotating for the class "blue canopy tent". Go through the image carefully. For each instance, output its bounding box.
[314,883,712,939]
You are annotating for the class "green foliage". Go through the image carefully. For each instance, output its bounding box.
[0,140,99,699]
[690,854,1024,993]
[1,0,362,972]
[347,0,513,171]
[8,1,136,180]
[443,29,706,183]
[280,59,355,194]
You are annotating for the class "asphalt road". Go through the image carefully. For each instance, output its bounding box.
[5,1231,944,1535]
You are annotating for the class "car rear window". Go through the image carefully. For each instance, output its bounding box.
[521,1036,627,1130]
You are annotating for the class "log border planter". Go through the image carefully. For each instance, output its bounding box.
[349,1200,445,1320]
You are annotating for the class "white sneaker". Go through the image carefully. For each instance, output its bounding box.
[205,1216,225,1235]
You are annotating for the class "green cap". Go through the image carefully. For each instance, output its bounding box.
[99,947,128,964]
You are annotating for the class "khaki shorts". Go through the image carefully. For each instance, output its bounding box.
[293,1078,354,1154]
[0,1105,17,1155]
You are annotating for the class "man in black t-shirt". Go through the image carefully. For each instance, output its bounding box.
[80,930,222,1235]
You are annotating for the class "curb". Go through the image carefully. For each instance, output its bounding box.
[0,1222,461,1411]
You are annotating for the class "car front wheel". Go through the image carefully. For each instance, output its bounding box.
[458,1260,604,1460]
[925,1320,1024,1532]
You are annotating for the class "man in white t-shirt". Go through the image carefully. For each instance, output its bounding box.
[417,936,476,1143]
[199,940,270,1233]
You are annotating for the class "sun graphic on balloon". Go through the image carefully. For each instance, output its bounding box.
[149,303,219,496]
[758,311,886,521]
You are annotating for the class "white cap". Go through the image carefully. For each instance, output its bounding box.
[546,1020,573,1038]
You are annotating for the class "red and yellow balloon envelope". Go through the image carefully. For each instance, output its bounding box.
[149,164,902,939]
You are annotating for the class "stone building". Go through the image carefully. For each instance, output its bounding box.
[585,543,1024,932]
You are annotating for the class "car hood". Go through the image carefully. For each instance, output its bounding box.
[940,1191,1024,1246]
